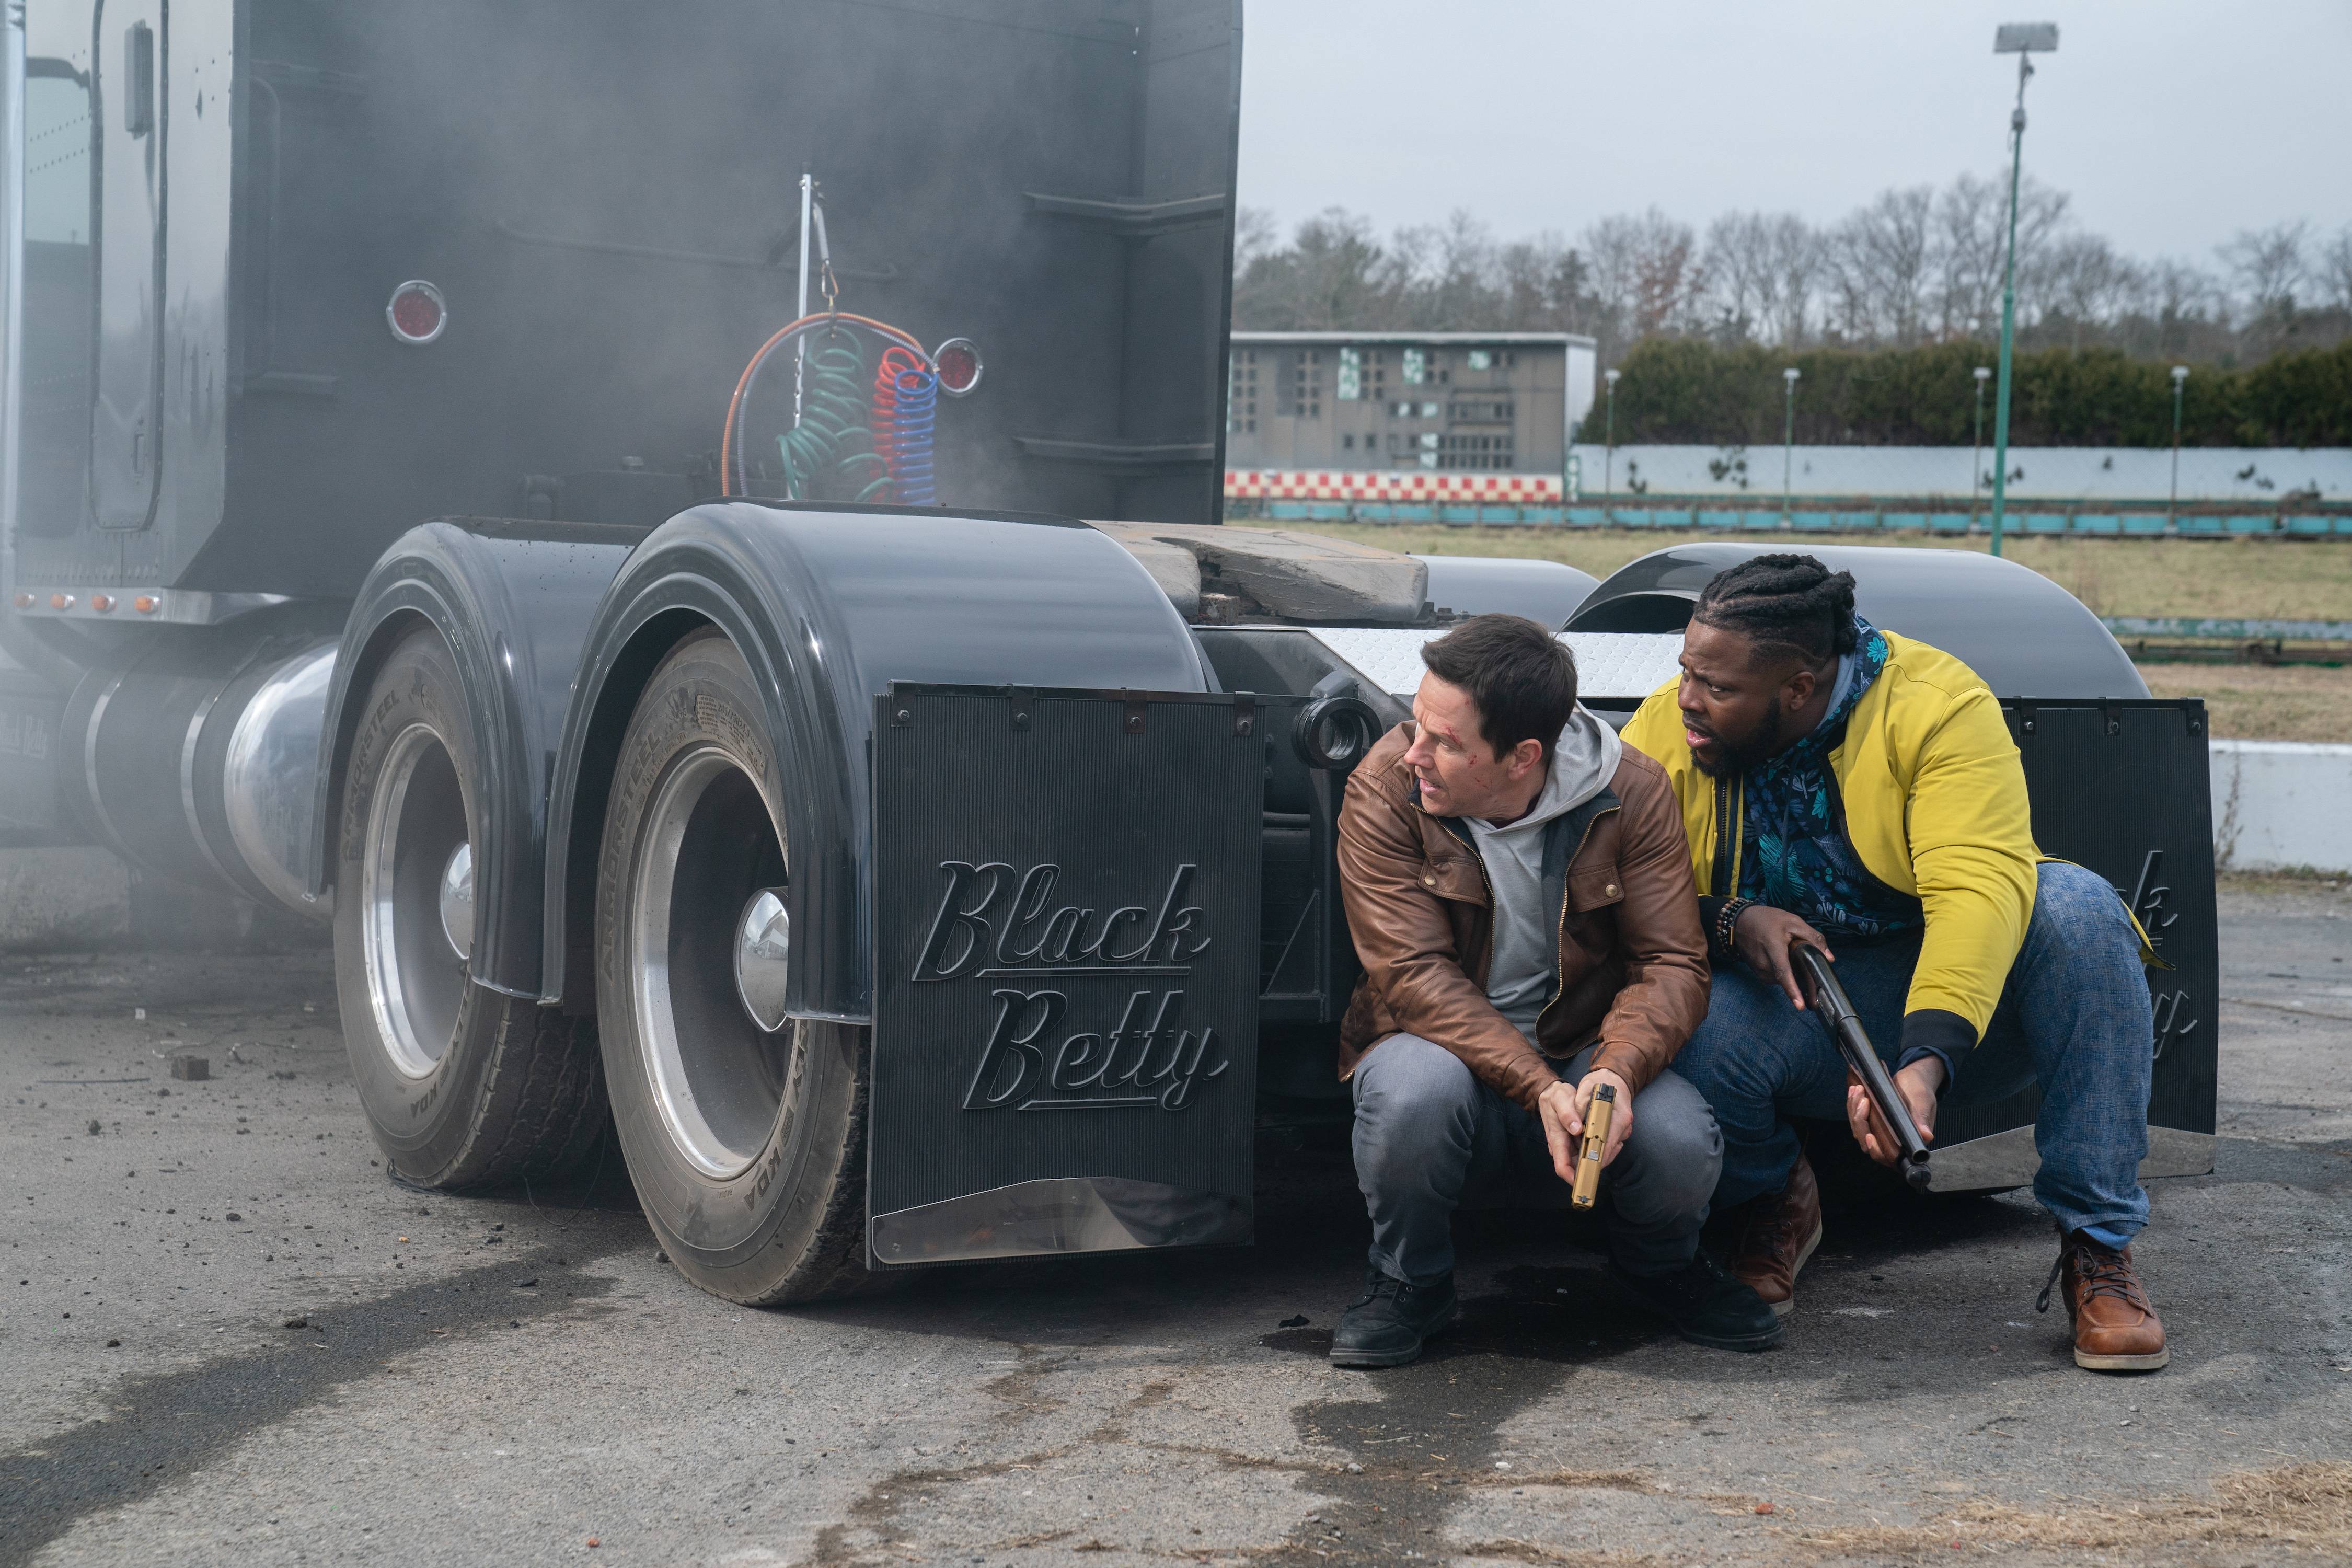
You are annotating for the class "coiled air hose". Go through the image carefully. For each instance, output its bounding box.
[778,335,890,503]
[871,346,939,506]
[720,312,938,504]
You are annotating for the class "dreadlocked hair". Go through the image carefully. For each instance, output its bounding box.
[1690,554,1860,666]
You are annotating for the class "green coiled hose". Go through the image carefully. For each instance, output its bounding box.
[776,334,893,503]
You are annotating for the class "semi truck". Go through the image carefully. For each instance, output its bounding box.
[1,0,2216,1306]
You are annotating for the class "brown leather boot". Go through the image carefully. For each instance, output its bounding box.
[2038,1228,2169,1371]
[1730,1148,1823,1317]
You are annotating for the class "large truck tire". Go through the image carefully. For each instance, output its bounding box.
[333,627,608,1188]
[594,630,879,1305]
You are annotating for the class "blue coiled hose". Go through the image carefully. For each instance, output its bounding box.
[886,362,938,505]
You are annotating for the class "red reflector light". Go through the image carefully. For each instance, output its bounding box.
[932,337,982,397]
[386,280,447,345]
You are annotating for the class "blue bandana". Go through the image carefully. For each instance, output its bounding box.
[1736,616,1922,939]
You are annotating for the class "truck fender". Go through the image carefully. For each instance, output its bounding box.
[540,500,1209,1020]
[310,519,644,998]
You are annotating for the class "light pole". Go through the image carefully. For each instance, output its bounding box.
[1987,22,2057,559]
[2169,365,2189,529]
[1971,366,1991,523]
[1602,367,1621,519]
[1781,367,1801,526]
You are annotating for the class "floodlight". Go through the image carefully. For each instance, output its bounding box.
[2170,365,2189,383]
[1994,23,2058,53]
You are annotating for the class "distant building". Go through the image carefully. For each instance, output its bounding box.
[1224,332,1598,475]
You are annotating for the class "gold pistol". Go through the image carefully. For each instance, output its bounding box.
[1570,1082,1616,1209]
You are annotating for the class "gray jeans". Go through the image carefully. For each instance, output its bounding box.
[1351,1033,1723,1284]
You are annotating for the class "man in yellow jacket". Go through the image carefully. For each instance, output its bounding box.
[1620,554,2168,1373]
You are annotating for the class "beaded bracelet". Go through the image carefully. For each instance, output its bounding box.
[1712,896,1754,959]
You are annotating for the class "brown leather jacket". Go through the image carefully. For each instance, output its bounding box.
[1335,722,1710,1111]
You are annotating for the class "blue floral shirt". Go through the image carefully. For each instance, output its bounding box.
[1736,617,1924,940]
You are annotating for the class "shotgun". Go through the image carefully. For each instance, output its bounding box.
[1794,945,1933,1190]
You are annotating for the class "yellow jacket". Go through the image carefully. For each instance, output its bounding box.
[1620,631,2040,1046]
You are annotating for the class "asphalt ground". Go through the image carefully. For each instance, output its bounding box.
[2,881,2346,1567]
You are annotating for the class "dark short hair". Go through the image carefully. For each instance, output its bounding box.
[1690,553,1860,666]
[1419,613,1579,762]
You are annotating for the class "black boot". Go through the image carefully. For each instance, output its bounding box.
[1610,1252,1785,1352]
[1329,1266,1458,1368]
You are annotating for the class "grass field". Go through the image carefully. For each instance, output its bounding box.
[2139,662,2352,743]
[1298,524,2352,740]
[1303,524,2352,621]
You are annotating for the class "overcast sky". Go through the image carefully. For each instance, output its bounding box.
[1234,1,2352,266]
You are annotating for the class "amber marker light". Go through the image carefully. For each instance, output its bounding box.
[10,593,29,609]
[49,593,73,610]
[134,595,160,615]
[89,594,116,613]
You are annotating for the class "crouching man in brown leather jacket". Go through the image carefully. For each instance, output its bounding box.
[1330,614,1783,1367]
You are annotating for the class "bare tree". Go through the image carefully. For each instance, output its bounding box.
[1700,212,1767,342]
[1584,208,1705,350]
[2313,224,2352,316]
[1230,186,2345,361]
[1825,186,1936,345]
[2037,234,2139,349]
[2219,221,2310,315]
[1760,214,1823,347]
[1233,206,1279,274]
[1929,171,2067,340]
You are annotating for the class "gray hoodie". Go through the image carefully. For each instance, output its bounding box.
[1462,708,1624,1045]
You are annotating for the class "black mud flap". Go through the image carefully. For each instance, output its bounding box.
[866,683,1266,1267]
[1925,698,2218,1192]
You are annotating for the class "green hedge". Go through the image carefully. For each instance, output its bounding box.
[1596,339,2352,448]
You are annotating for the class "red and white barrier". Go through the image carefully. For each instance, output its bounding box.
[1224,470,1564,503]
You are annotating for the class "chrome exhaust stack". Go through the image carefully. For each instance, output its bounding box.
[59,622,339,922]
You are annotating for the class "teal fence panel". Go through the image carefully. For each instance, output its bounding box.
[2120,513,2167,535]
[1882,512,1928,532]
[1267,501,1311,521]
[2022,512,2069,533]
[2226,514,2274,535]
[2073,513,2122,534]
[1929,512,1973,533]
[1697,509,1745,529]
[2286,514,2332,536]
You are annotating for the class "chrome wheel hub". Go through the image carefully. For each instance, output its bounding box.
[629,745,795,1179]
[359,724,470,1079]
[734,888,790,1033]
[440,841,475,962]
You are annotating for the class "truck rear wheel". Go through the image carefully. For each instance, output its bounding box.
[333,627,607,1187]
[594,630,877,1304]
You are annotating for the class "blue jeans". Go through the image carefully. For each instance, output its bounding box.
[1351,1034,1722,1285]
[1674,861,2153,1240]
